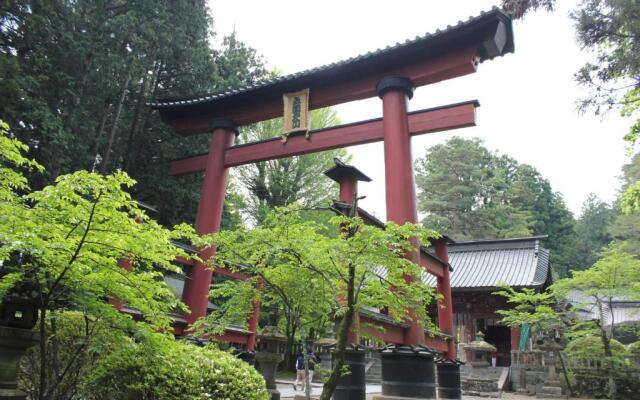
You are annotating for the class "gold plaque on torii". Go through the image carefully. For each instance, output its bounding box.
[282,89,310,143]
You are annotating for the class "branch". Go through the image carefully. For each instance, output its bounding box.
[47,193,102,300]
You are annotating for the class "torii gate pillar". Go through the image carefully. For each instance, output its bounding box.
[377,76,425,346]
[182,120,236,322]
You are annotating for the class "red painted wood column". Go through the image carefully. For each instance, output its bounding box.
[510,326,521,352]
[377,76,424,345]
[325,159,373,345]
[341,176,360,345]
[245,279,263,351]
[182,119,237,325]
[434,238,456,359]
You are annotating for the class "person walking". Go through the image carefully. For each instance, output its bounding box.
[304,349,320,392]
[293,351,305,391]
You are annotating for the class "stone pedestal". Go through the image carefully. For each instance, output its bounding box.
[372,345,436,400]
[0,326,39,400]
[255,352,283,400]
[536,342,567,399]
[255,320,287,400]
[461,331,499,397]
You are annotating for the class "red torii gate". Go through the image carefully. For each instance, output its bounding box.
[150,9,514,359]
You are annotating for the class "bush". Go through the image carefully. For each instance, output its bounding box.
[19,311,128,400]
[628,341,640,358]
[83,334,269,400]
[565,336,627,358]
[566,336,638,399]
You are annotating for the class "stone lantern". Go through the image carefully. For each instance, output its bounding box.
[461,331,498,395]
[536,338,566,399]
[0,291,39,400]
[255,320,287,400]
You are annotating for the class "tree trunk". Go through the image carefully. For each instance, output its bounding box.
[283,314,296,371]
[100,72,131,174]
[90,100,112,171]
[38,304,47,400]
[597,299,616,399]
[128,61,161,173]
[120,74,148,171]
[320,261,356,400]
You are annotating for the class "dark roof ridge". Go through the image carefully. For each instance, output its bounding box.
[450,235,548,246]
[148,7,512,109]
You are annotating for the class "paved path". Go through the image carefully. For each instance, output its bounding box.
[277,381,594,400]
[277,379,381,399]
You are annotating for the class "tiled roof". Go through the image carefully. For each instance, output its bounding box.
[148,7,513,110]
[424,236,551,289]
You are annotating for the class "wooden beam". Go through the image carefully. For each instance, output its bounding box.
[359,315,405,344]
[425,335,449,353]
[420,253,445,278]
[166,47,478,135]
[170,101,477,176]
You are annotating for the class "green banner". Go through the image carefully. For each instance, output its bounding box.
[519,324,530,352]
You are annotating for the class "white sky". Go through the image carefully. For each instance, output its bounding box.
[208,0,630,220]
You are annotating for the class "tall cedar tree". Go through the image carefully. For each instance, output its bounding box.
[573,194,615,271]
[0,1,266,227]
[611,153,640,256]
[415,136,576,276]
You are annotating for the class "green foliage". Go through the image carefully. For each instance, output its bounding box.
[207,206,438,333]
[628,341,640,357]
[554,244,640,304]
[609,153,640,255]
[565,336,627,358]
[415,136,576,275]
[237,108,349,224]
[493,285,562,332]
[0,1,266,227]
[0,119,43,200]
[554,244,640,356]
[501,0,556,19]
[83,333,269,400]
[0,121,213,397]
[204,205,439,399]
[19,311,130,400]
[621,181,640,214]
[574,194,615,271]
[504,0,640,148]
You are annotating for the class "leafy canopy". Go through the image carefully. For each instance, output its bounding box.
[237,107,349,225]
[0,116,206,366]
[415,136,576,275]
[205,206,439,335]
[493,285,562,332]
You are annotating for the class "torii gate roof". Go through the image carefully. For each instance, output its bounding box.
[149,8,514,135]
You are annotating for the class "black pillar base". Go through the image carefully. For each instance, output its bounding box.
[436,359,463,399]
[378,345,436,399]
[333,349,366,400]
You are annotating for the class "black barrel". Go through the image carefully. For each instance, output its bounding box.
[380,345,436,399]
[436,359,462,399]
[333,349,366,400]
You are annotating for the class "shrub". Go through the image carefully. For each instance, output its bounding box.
[565,336,627,358]
[19,311,128,400]
[83,334,269,400]
[628,341,640,358]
